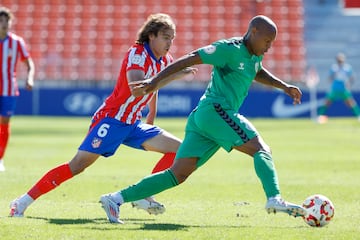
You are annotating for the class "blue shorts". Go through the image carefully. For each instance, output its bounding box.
[0,96,17,117]
[78,117,163,157]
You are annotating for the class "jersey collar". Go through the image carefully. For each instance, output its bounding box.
[144,42,162,63]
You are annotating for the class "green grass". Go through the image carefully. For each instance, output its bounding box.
[1,116,360,240]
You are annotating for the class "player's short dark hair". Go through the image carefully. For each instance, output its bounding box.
[136,13,175,44]
[0,6,13,22]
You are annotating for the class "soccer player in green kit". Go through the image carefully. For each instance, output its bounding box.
[100,15,306,224]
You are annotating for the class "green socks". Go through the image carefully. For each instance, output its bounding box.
[121,169,179,203]
[351,104,360,116]
[253,151,280,198]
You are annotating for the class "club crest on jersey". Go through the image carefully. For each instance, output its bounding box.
[203,45,216,54]
[131,54,142,65]
[91,137,102,148]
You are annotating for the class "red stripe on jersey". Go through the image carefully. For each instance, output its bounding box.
[93,43,173,124]
[7,37,12,96]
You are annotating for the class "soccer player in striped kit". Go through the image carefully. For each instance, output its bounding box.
[10,13,195,218]
[0,7,35,171]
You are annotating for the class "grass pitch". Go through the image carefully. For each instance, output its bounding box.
[1,116,360,240]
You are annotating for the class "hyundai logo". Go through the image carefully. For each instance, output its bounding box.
[64,92,102,115]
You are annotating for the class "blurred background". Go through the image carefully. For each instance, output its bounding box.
[2,0,360,118]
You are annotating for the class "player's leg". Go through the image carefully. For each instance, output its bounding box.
[10,117,125,217]
[142,129,181,173]
[120,123,181,214]
[0,96,17,171]
[100,112,220,223]
[9,150,101,217]
[230,116,306,217]
[317,91,335,123]
[202,103,305,217]
[343,91,360,119]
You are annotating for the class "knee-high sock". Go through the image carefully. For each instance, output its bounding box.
[253,151,280,199]
[121,169,178,203]
[318,105,327,116]
[0,123,10,159]
[27,163,73,200]
[151,152,176,173]
[351,104,360,116]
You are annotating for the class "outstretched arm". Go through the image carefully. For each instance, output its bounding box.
[255,67,302,105]
[130,52,202,97]
[24,57,35,90]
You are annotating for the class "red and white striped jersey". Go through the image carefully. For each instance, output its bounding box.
[0,32,30,96]
[93,43,173,125]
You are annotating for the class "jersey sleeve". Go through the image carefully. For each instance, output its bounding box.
[197,40,232,67]
[126,46,147,72]
[17,37,30,61]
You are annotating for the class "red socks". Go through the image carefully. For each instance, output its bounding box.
[0,123,10,159]
[151,152,176,173]
[28,163,73,200]
[26,153,175,200]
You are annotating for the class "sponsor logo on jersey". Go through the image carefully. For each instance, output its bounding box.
[91,137,102,148]
[238,62,244,70]
[203,45,216,54]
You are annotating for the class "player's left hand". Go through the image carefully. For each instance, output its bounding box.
[128,79,153,97]
[286,85,302,105]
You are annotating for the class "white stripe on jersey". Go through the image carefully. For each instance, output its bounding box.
[10,38,18,96]
[144,65,153,78]
[17,37,29,58]
[2,39,9,96]
[114,95,136,121]
[126,94,151,124]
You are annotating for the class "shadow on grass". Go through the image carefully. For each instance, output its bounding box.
[140,223,188,231]
[27,216,156,225]
[25,216,307,231]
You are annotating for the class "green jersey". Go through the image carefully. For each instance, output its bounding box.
[197,37,263,110]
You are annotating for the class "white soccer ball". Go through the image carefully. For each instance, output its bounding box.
[302,194,335,227]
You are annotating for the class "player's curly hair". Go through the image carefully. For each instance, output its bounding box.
[0,6,14,22]
[136,13,175,44]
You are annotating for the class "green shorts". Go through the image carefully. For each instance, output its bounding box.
[176,102,258,168]
[327,89,353,101]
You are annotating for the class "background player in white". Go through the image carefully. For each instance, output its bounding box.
[9,13,196,217]
[0,7,34,171]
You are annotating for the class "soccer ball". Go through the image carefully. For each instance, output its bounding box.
[302,194,335,227]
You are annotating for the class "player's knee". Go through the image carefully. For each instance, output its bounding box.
[260,144,271,154]
[171,161,196,184]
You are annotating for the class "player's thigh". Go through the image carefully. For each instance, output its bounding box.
[176,125,220,168]
[123,121,180,153]
[142,129,181,153]
[233,135,270,156]
[194,103,258,152]
[343,91,357,106]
